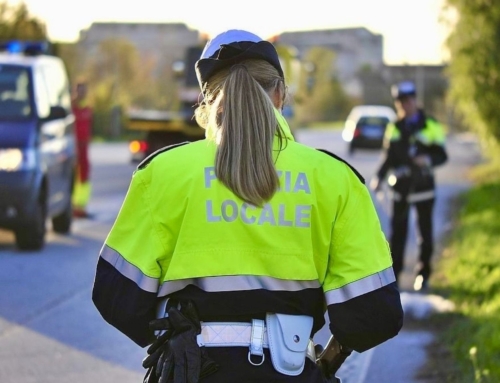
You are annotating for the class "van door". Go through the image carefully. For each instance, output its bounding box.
[33,63,75,217]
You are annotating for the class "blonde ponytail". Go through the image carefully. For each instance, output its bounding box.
[195,59,285,206]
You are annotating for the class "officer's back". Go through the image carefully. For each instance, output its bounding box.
[92,29,403,383]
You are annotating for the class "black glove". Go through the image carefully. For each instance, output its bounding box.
[142,300,218,383]
[182,306,219,379]
[142,326,174,375]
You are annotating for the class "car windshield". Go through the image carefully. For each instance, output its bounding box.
[358,116,389,126]
[0,65,33,120]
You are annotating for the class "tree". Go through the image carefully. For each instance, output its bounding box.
[295,46,353,124]
[444,1,500,157]
[84,38,159,108]
[0,1,47,41]
[79,38,159,138]
[52,42,84,81]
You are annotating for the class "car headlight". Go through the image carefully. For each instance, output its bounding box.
[0,148,36,171]
[342,121,356,142]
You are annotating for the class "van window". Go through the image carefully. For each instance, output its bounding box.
[358,116,390,126]
[33,66,51,118]
[0,65,33,119]
[41,61,71,110]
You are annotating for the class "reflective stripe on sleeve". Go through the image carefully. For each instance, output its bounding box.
[100,244,159,293]
[158,275,321,297]
[393,190,435,202]
[324,267,396,305]
[99,245,320,296]
[407,190,435,203]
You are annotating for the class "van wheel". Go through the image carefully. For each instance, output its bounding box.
[15,198,47,251]
[52,198,72,234]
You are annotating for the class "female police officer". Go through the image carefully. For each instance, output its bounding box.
[92,29,403,383]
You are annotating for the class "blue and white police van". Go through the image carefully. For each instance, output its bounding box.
[0,41,76,250]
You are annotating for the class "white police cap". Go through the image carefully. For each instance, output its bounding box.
[391,81,417,99]
[200,30,263,60]
[195,29,284,93]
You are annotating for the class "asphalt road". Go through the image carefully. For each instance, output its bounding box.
[0,129,481,383]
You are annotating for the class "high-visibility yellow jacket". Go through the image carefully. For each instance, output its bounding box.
[377,110,448,202]
[92,111,401,351]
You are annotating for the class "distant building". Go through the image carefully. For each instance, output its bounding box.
[277,27,384,98]
[78,22,202,76]
[75,23,449,122]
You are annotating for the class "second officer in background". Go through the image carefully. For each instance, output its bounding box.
[371,81,448,291]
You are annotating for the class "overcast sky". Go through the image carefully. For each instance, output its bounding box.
[17,0,455,65]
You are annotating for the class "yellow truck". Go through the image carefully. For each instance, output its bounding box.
[127,42,301,162]
[127,109,204,162]
[127,46,206,162]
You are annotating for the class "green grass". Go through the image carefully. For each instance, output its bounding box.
[432,161,500,382]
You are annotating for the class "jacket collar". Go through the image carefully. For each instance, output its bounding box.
[396,109,426,133]
[274,108,295,142]
[206,108,296,143]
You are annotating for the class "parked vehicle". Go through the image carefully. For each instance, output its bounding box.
[0,41,76,250]
[342,105,396,154]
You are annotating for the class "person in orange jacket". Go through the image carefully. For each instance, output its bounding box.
[71,81,93,218]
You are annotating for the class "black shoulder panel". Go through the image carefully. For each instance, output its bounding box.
[316,148,365,184]
[137,142,190,170]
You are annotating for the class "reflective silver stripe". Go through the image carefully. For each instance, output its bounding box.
[324,267,396,305]
[100,244,159,293]
[158,276,320,297]
[407,190,435,203]
[393,190,435,203]
[197,322,269,348]
[100,245,393,303]
[392,191,403,201]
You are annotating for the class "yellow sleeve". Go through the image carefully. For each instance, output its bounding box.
[104,168,166,280]
[323,179,395,304]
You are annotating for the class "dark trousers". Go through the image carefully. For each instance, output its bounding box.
[201,348,330,382]
[390,198,435,282]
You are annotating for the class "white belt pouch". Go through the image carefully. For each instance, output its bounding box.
[265,313,314,376]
